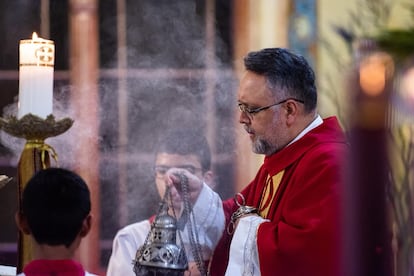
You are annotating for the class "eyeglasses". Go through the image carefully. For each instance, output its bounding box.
[238,98,304,118]
[154,165,202,178]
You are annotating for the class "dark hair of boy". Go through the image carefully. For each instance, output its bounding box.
[20,167,91,248]
[156,128,212,173]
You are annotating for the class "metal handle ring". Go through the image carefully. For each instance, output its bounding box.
[234,192,245,207]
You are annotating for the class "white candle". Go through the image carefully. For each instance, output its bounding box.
[18,32,55,119]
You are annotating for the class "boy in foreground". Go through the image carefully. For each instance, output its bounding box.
[15,168,97,276]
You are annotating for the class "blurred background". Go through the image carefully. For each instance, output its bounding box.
[0,0,413,275]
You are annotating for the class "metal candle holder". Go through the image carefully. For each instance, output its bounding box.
[0,113,73,272]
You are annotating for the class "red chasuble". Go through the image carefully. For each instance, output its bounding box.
[210,116,348,276]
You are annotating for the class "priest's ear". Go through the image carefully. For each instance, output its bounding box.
[15,211,31,235]
[285,99,302,125]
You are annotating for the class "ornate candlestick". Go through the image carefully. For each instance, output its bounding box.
[0,113,73,272]
[344,50,394,276]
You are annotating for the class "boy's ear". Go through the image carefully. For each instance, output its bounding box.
[79,214,92,238]
[202,170,216,190]
[15,212,31,235]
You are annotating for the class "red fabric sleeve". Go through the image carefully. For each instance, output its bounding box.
[209,180,260,275]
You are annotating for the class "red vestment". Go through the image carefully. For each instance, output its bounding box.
[210,116,348,276]
[21,259,86,276]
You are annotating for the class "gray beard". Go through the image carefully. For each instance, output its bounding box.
[252,138,276,156]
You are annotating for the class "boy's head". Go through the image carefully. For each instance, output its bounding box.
[16,168,91,248]
[154,128,214,208]
[155,128,211,173]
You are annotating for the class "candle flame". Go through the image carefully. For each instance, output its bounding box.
[32,32,38,40]
[359,52,394,96]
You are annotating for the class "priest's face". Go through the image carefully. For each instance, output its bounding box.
[154,153,206,212]
[238,71,291,156]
